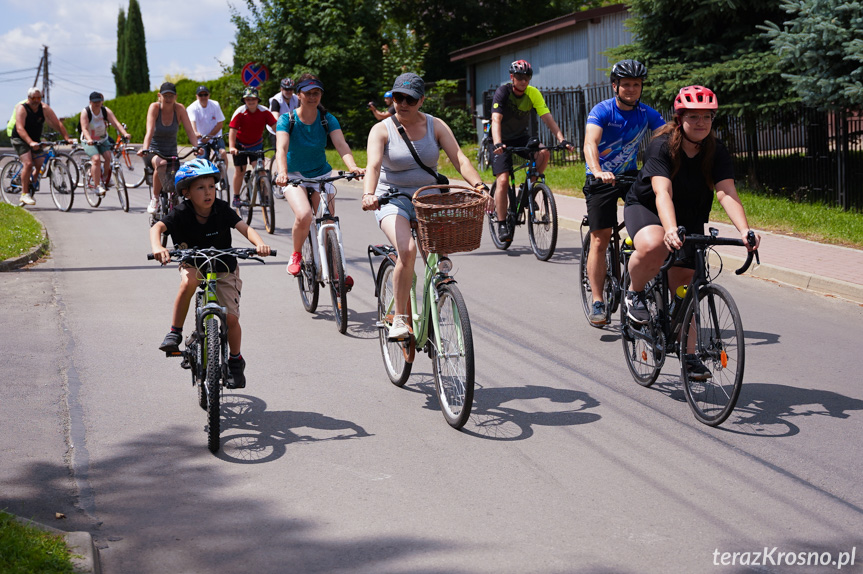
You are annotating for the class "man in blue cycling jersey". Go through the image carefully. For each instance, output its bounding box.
[583,59,665,325]
[491,59,572,241]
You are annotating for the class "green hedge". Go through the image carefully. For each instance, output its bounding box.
[62,75,249,145]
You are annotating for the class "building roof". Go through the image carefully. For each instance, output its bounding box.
[449,4,628,63]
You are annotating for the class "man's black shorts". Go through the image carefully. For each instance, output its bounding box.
[491,135,530,177]
[583,170,638,231]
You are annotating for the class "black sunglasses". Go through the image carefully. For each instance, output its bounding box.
[393,93,419,106]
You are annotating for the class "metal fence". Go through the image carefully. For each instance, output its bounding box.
[480,86,863,210]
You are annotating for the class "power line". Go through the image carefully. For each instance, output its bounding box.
[0,67,38,76]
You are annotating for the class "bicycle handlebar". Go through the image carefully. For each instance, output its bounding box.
[148,247,277,263]
[287,171,362,187]
[141,149,198,161]
[502,141,570,155]
[660,226,760,275]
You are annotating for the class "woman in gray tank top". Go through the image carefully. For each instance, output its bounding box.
[139,82,199,214]
[361,73,488,339]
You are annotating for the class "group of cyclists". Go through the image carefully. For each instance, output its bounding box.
[6,57,761,387]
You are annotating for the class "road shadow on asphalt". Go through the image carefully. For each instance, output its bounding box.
[217,394,372,463]
[466,245,581,263]
[462,383,601,441]
[644,377,863,437]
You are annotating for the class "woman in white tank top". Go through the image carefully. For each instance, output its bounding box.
[361,73,488,339]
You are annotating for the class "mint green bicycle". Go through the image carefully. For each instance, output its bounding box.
[367,186,485,429]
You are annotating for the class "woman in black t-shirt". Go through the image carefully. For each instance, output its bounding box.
[622,86,760,326]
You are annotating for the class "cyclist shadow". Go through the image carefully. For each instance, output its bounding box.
[721,382,863,437]
[305,308,379,339]
[216,394,372,463]
[408,378,600,441]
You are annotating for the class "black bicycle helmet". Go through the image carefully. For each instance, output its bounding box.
[610,59,648,82]
[280,78,294,90]
[509,60,533,77]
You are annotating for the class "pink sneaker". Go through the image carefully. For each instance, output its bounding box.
[287,251,302,276]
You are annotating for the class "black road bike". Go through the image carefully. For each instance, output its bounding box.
[620,226,759,426]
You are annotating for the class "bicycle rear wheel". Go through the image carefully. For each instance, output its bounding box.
[680,284,745,426]
[376,257,412,386]
[259,176,276,234]
[578,231,615,328]
[122,148,147,188]
[326,229,348,334]
[620,273,664,387]
[0,159,23,203]
[82,162,101,207]
[487,182,512,250]
[48,161,75,212]
[298,230,319,312]
[477,138,491,171]
[205,316,222,453]
[115,166,129,212]
[432,283,474,429]
[527,182,558,261]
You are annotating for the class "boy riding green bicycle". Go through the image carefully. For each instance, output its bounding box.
[149,158,271,389]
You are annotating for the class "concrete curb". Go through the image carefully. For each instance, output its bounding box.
[12,515,101,574]
[0,214,49,271]
[555,211,863,306]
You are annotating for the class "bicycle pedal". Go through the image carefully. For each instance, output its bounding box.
[164,350,183,358]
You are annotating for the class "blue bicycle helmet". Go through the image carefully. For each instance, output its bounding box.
[175,159,221,193]
[384,91,393,99]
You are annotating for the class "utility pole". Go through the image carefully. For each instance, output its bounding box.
[41,46,50,105]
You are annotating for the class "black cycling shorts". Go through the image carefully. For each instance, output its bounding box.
[623,203,704,269]
[491,135,530,177]
[583,170,638,231]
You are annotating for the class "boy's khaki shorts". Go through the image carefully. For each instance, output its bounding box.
[180,264,242,318]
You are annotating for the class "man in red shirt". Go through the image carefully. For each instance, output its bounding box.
[228,87,277,208]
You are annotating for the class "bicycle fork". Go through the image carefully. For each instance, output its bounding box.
[315,219,345,286]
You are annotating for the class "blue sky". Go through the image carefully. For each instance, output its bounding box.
[0,0,250,123]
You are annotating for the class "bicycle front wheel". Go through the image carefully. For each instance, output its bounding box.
[57,152,80,190]
[578,231,615,328]
[240,182,255,225]
[82,162,102,207]
[376,257,412,386]
[487,182,512,250]
[680,284,745,426]
[477,138,490,171]
[259,177,276,234]
[115,166,129,212]
[433,283,474,429]
[48,161,75,212]
[298,230,319,312]
[326,229,348,333]
[527,182,558,261]
[69,149,89,187]
[620,273,664,387]
[0,159,23,204]
[205,316,222,453]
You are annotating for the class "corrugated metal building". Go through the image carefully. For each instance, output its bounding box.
[450,4,632,139]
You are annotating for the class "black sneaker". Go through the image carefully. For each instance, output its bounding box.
[684,354,713,381]
[625,290,650,324]
[588,301,608,325]
[226,357,246,389]
[498,220,513,241]
[159,331,182,353]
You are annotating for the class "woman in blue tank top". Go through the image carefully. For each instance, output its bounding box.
[361,73,488,339]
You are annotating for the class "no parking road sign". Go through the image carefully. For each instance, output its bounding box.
[241,62,269,88]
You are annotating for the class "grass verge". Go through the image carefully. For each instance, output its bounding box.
[0,204,44,261]
[0,511,77,573]
[327,146,863,248]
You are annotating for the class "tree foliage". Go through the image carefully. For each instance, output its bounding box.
[230,0,385,145]
[760,0,863,110]
[606,0,797,115]
[112,0,149,96]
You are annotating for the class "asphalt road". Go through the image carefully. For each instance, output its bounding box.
[2,180,862,573]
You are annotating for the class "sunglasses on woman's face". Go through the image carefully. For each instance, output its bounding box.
[393,93,419,106]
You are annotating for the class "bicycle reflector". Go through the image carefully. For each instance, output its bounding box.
[437,257,453,274]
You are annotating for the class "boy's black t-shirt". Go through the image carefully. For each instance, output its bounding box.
[625,134,735,230]
[161,198,242,272]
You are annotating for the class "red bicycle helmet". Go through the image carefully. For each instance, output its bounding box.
[674,85,718,113]
[509,60,533,77]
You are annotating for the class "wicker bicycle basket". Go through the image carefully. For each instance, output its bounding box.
[412,184,487,254]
